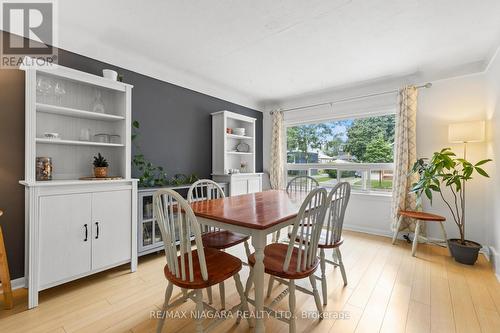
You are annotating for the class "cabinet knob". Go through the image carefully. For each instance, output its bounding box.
[95,222,99,239]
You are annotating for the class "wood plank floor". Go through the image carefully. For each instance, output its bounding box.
[1,230,499,333]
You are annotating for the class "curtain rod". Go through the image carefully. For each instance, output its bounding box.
[274,83,432,114]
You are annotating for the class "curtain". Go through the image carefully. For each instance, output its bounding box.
[269,110,285,190]
[391,86,420,233]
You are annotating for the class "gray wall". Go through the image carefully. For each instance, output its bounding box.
[0,31,263,279]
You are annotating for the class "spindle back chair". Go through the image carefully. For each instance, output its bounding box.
[274,175,320,242]
[316,182,351,305]
[187,179,251,309]
[154,189,252,332]
[248,187,329,333]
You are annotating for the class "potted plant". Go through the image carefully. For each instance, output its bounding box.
[93,153,109,178]
[409,148,491,265]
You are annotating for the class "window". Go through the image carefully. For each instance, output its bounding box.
[286,114,395,193]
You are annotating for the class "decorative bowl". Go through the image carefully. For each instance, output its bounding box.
[233,128,246,136]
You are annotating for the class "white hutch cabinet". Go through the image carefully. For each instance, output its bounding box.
[20,60,137,308]
[211,111,262,195]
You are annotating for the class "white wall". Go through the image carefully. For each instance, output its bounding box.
[418,74,489,245]
[485,48,500,275]
[263,68,497,251]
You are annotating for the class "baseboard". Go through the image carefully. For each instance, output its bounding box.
[0,277,26,293]
[343,224,393,238]
[488,246,500,282]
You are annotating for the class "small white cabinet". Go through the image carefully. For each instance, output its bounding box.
[213,174,262,196]
[231,178,248,196]
[39,190,131,287]
[25,183,137,308]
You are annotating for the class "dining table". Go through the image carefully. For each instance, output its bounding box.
[190,189,304,333]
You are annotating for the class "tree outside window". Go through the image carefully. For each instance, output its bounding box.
[286,114,395,191]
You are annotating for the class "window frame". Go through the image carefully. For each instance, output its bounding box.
[284,111,396,195]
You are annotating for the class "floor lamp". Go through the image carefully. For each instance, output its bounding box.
[448,121,486,238]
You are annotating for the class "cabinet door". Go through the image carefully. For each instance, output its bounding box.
[231,179,248,196]
[39,193,92,287]
[91,190,132,270]
[247,177,262,193]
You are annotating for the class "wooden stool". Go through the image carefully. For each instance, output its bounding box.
[0,209,13,309]
[392,210,447,257]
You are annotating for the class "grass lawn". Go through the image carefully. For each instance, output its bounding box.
[353,179,393,189]
[312,175,393,190]
[312,176,332,183]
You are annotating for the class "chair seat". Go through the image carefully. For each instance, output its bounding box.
[288,233,343,249]
[164,248,242,289]
[399,210,446,222]
[248,243,319,279]
[202,230,250,249]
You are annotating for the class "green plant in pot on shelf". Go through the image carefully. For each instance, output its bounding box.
[93,153,109,178]
[409,148,491,265]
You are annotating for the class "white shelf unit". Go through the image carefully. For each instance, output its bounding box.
[212,111,257,174]
[211,111,262,196]
[20,60,137,309]
[22,63,132,181]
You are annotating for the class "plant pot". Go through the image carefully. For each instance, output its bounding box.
[447,239,481,265]
[94,167,108,178]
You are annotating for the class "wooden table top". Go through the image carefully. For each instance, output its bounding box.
[190,190,304,230]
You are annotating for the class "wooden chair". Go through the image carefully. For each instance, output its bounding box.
[315,182,350,305]
[246,188,328,333]
[187,179,251,309]
[273,175,320,242]
[0,209,13,309]
[154,189,252,333]
[286,175,320,194]
[280,182,351,306]
[392,210,447,256]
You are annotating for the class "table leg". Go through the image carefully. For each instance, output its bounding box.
[252,232,266,333]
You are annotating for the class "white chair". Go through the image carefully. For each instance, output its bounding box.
[246,188,328,333]
[286,175,320,194]
[154,189,252,333]
[315,182,351,305]
[187,179,251,309]
[273,175,320,242]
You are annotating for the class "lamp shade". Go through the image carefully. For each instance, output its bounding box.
[448,121,485,143]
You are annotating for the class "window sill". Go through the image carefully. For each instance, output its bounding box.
[351,190,392,199]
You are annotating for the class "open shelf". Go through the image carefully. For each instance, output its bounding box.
[226,151,253,155]
[37,103,125,121]
[226,133,253,140]
[36,138,124,147]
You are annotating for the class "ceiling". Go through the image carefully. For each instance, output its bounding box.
[29,1,500,108]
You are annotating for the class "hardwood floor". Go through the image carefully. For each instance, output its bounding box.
[1,230,499,333]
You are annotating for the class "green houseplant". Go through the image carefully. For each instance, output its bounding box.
[132,120,169,187]
[93,153,109,178]
[409,148,491,264]
[132,120,199,188]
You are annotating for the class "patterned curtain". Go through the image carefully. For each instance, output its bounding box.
[391,86,420,233]
[269,110,285,190]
